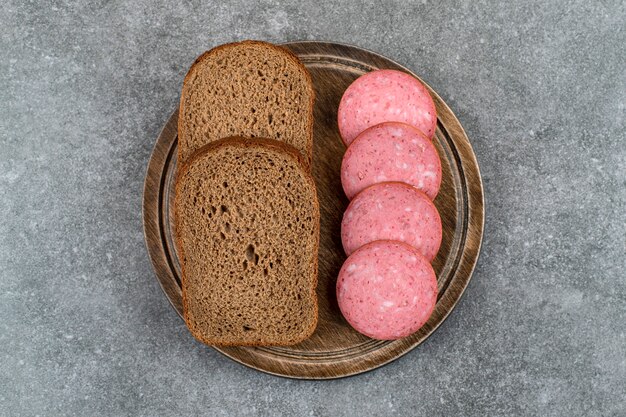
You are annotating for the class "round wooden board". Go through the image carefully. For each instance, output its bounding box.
[143,41,484,379]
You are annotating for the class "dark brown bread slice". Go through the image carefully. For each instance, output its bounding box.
[178,40,315,167]
[174,137,319,346]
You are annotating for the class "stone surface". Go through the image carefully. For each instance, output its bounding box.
[1,1,624,416]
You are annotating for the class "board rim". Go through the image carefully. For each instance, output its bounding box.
[142,41,484,379]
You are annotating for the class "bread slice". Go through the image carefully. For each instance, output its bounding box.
[174,137,319,346]
[178,40,315,167]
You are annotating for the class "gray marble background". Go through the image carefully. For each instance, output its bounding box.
[1,1,625,416]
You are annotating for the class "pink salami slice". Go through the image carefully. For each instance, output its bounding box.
[337,240,438,340]
[337,69,437,145]
[341,182,442,261]
[341,122,442,200]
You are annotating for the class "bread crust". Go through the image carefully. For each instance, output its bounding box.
[174,136,319,347]
[178,40,315,169]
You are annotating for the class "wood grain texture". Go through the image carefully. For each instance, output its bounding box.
[142,41,485,379]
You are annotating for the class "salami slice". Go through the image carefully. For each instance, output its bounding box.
[337,240,438,340]
[338,69,437,145]
[341,182,442,261]
[341,122,442,200]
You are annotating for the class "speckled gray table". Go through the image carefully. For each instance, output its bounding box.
[1,1,624,416]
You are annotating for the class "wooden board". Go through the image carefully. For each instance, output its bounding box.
[142,41,484,379]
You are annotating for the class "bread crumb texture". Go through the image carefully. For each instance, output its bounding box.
[175,138,319,346]
[179,41,314,166]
